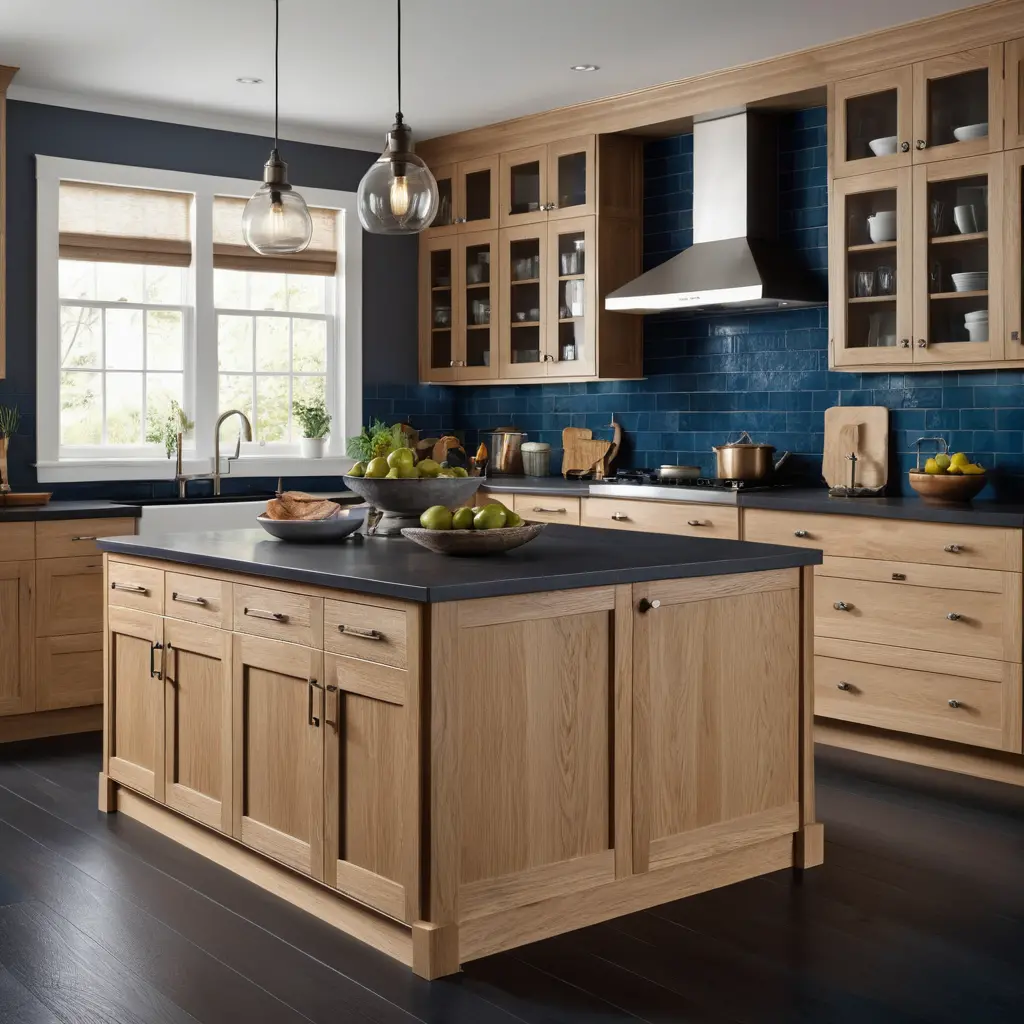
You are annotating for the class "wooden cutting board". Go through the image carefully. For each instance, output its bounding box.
[822,406,889,489]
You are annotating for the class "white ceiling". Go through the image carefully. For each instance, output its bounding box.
[1,0,985,149]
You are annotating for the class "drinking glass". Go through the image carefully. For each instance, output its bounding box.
[855,271,876,298]
[929,200,947,237]
[876,266,895,295]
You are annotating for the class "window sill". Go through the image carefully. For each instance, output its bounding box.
[36,455,355,484]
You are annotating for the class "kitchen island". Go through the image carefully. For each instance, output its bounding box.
[97,526,822,978]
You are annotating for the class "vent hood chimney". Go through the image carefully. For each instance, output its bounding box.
[605,111,825,313]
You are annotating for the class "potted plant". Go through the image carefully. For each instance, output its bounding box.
[294,396,331,459]
[0,404,19,494]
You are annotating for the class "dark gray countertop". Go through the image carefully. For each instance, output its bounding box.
[478,477,590,497]
[98,525,821,603]
[0,500,141,523]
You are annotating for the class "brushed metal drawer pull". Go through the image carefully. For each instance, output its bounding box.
[611,512,630,521]
[638,598,661,613]
[111,582,149,595]
[533,506,567,513]
[836,681,852,691]
[338,624,383,641]
[891,572,906,581]
[948,699,961,709]
[944,544,962,554]
[687,519,709,527]
[833,601,851,611]
[325,683,339,727]
[71,535,97,542]
[947,612,962,621]
[794,530,809,538]
[308,678,322,727]
[244,607,288,623]
[172,592,208,607]
[150,642,164,680]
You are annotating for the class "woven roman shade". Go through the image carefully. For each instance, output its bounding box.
[213,196,338,276]
[58,181,193,267]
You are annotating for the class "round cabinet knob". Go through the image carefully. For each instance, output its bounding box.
[794,529,809,538]
[900,141,911,152]
[916,139,927,150]
[945,544,962,554]
[449,360,455,367]
[833,601,851,612]
[900,339,910,349]
[917,339,928,348]
[947,612,962,621]
[948,699,961,709]
[837,681,852,691]
[637,598,661,614]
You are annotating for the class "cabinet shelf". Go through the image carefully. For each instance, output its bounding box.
[510,320,541,328]
[930,290,988,300]
[930,231,987,245]
[558,273,586,281]
[848,295,897,305]
[466,323,491,330]
[465,282,490,290]
[558,316,585,323]
[848,241,897,253]
[430,326,452,333]
[510,278,540,285]
[431,284,452,292]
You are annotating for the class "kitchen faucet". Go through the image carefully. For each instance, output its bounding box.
[214,409,253,496]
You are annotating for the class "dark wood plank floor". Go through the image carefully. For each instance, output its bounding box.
[2,736,1024,1024]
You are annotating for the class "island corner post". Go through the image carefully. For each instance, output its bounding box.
[97,539,821,981]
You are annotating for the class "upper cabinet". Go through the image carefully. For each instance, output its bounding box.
[500,136,596,226]
[428,156,499,235]
[832,46,1003,179]
[1006,149,1024,358]
[0,65,16,380]
[1008,37,1024,151]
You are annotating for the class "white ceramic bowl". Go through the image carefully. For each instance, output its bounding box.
[953,123,989,142]
[965,309,989,322]
[867,211,897,243]
[951,272,988,292]
[868,136,898,156]
[966,321,989,342]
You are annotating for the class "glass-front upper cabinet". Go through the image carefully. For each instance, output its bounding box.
[912,155,1003,364]
[830,168,913,367]
[1007,150,1024,359]
[545,218,596,376]
[499,224,545,376]
[457,231,498,381]
[419,235,459,382]
[833,67,913,178]
[430,164,457,235]
[457,157,499,231]
[912,45,1004,163]
[500,145,548,227]
[501,137,595,226]
[1007,37,1024,151]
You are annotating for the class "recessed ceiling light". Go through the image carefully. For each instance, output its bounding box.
[236,76,264,85]
[570,64,600,72]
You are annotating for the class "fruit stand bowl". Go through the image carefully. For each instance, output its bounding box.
[343,475,481,535]
[401,523,545,555]
[908,471,987,505]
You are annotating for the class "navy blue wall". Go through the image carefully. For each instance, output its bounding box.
[381,107,1024,498]
[0,100,418,498]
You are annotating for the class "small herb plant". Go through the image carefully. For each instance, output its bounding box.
[146,401,195,459]
[345,418,410,462]
[293,396,331,439]
[0,404,20,439]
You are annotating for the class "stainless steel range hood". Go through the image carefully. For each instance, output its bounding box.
[605,111,825,313]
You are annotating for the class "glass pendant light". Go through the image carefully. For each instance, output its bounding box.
[242,0,313,254]
[357,0,439,234]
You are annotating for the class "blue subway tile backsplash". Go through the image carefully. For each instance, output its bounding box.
[370,104,1024,498]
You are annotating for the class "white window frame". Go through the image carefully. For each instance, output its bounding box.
[36,155,363,483]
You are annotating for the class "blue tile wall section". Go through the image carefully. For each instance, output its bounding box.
[372,106,1024,499]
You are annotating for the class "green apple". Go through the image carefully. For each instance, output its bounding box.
[416,458,441,478]
[387,447,415,470]
[451,507,475,530]
[365,457,390,478]
[474,506,507,530]
[420,505,453,530]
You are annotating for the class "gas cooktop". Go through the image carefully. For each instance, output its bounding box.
[588,470,794,504]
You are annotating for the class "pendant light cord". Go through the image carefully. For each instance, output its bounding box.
[396,0,402,118]
[274,0,280,149]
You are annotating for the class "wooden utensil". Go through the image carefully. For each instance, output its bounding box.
[823,406,889,489]
[561,422,620,479]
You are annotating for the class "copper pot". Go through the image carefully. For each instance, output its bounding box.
[713,432,790,480]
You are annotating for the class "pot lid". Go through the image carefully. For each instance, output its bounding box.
[713,431,775,451]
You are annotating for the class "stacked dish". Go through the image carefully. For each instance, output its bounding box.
[868,136,898,156]
[953,123,988,142]
[964,309,989,341]
[951,271,988,293]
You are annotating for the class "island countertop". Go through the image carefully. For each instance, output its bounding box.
[98,525,821,603]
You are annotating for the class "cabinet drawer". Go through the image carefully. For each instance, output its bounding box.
[233,583,323,647]
[108,560,164,614]
[479,491,517,509]
[815,575,1021,662]
[815,653,1019,752]
[818,555,1010,593]
[36,556,104,637]
[35,634,103,711]
[0,522,35,561]
[324,598,407,669]
[164,571,232,629]
[513,494,581,525]
[36,517,136,558]
[582,497,739,538]
[743,508,1021,571]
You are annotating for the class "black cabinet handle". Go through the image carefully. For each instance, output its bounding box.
[307,678,322,727]
[150,642,164,680]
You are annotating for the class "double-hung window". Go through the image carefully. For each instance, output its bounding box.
[36,157,362,483]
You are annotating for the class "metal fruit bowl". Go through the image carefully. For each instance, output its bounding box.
[343,474,481,536]
[907,471,987,506]
[257,506,366,542]
[401,523,545,555]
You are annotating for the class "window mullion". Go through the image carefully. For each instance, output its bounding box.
[192,190,217,462]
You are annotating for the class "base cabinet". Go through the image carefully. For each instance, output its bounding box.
[0,562,34,717]
[35,633,102,711]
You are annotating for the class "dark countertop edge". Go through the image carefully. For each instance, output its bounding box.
[0,501,141,522]
[478,479,590,497]
[98,538,821,604]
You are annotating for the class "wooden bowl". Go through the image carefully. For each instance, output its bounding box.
[401,523,545,556]
[907,471,987,505]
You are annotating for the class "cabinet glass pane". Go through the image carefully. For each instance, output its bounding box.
[509,161,542,216]
[927,68,989,148]
[927,173,989,344]
[508,236,541,365]
[429,249,453,368]
[464,242,492,368]
[845,90,899,162]
[464,169,491,224]
[555,231,586,364]
[556,151,588,210]
[842,187,899,349]
[435,175,454,228]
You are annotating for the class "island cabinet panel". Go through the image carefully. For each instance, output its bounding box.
[323,652,410,921]
[232,633,324,879]
[631,570,801,874]
[448,589,616,921]
[35,556,104,637]
[35,633,102,712]
[163,618,232,833]
[0,562,34,717]
[106,606,165,800]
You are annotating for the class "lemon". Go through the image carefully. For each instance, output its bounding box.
[416,458,441,478]
[474,506,507,530]
[962,463,985,475]
[946,464,963,475]
[387,447,415,470]
[934,453,951,471]
[451,507,475,530]
[365,456,390,478]
[924,458,942,475]
[420,505,453,530]
[950,452,970,469]
[349,461,367,477]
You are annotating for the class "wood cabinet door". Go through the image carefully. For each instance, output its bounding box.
[106,606,164,800]
[456,230,499,381]
[831,67,914,178]
[419,233,460,382]
[1006,149,1024,360]
[545,216,596,376]
[498,222,547,378]
[427,162,457,235]
[0,561,34,717]
[164,618,232,833]
[500,145,549,227]
[631,570,801,874]
[35,556,103,637]
[1008,38,1024,151]
[323,650,417,921]
[36,634,102,711]
[546,135,596,220]
[456,155,499,231]
[232,633,324,878]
